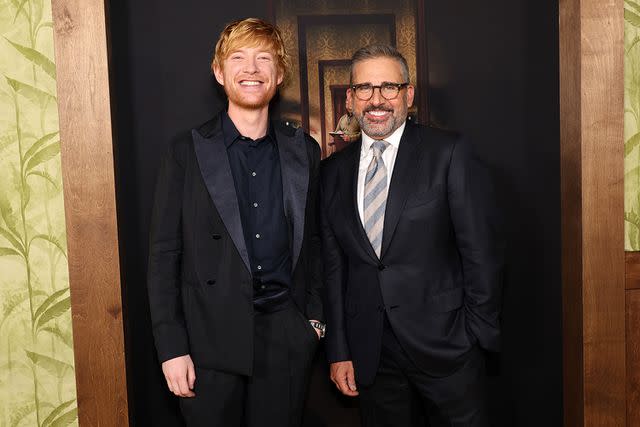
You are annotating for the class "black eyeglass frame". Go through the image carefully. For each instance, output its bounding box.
[349,82,410,100]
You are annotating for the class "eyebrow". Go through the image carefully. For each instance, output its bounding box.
[353,81,406,86]
[229,48,274,54]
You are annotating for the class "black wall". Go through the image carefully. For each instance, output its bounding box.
[109,1,560,426]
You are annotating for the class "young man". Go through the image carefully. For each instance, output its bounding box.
[147,18,324,427]
[321,45,503,426]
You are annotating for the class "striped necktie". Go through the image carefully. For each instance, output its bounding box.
[364,140,390,257]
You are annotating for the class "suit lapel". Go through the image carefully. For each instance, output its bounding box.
[340,140,379,262]
[380,123,423,258]
[192,122,251,273]
[276,126,308,272]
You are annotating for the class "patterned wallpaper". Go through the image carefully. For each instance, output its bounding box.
[274,0,419,151]
[0,0,78,425]
[626,0,640,250]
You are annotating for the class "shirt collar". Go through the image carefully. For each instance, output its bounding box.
[221,111,275,148]
[361,121,406,157]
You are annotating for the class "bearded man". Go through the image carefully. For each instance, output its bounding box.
[147,18,324,427]
[321,45,503,426]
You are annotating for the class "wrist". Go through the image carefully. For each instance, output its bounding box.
[309,320,326,338]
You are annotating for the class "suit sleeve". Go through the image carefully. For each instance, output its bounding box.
[304,137,324,321]
[447,138,504,352]
[321,163,351,363]
[147,140,190,363]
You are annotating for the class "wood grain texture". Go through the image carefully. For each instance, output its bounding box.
[627,290,640,426]
[560,0,626,425]
[51,0,129,425]
[559,0,584,423]
[626,252,640,289]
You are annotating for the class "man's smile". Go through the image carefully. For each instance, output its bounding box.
[239,80,263,86]
[364,109,393,121]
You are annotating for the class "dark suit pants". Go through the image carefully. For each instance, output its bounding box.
[179,305,319,427]
[358,317,489,427]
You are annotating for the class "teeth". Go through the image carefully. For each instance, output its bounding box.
[368,110,389,116]
[240,81,261,86]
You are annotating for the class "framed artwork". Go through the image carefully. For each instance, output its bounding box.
[268,0,429,157]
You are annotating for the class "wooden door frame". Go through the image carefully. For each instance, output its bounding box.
[52,0,129,425]
[559,0,626,425]
[51,0,628,425]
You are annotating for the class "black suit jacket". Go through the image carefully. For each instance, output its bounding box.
[321,122,503,385]
[147,114,322,376]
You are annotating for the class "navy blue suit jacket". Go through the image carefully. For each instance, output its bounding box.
[321,122,503,385]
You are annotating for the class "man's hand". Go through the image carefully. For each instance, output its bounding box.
[330,361,358,396]
[162,354,196,397]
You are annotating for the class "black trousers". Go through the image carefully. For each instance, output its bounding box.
[358,317,489,427]
[178,304,319,427]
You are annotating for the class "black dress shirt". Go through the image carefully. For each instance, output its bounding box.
[222,112,292,312]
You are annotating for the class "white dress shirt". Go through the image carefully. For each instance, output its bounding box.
[357,121,407,224]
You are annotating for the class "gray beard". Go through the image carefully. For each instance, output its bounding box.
[356,114,400,139]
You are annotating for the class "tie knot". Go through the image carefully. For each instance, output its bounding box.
[371,140,389,157]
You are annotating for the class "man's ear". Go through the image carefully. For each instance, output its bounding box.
[276,68,284,86]
[213,63,224,86]
[406,84,415,108]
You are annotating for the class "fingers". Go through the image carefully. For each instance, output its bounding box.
[187,361,196,390]
[165,377,175,395]
[176,374,195,398]
[162,355,196,398]
[330,361,359,397]
[346,367,357,393]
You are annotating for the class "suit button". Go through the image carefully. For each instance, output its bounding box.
[206,279,216,285]
[378,264,386,271]
[212,234,221,240]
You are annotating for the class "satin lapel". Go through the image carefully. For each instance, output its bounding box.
[340,140,379,262]
[192,126,251,273]
[276,126,309,272]
[380,124,423,258]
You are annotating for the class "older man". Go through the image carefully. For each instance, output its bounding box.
[321,45,503,426]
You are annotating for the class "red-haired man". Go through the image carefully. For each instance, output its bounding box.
[147,18,324,427]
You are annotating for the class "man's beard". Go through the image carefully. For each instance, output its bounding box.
[355,105,404,139]
[225,85,276,110]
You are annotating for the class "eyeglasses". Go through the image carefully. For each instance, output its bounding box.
[350,82,410,101]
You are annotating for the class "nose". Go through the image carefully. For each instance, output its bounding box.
[369,87,385,105]
[243,57,259,74]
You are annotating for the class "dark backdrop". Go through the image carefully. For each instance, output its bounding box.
[108,1,560,426]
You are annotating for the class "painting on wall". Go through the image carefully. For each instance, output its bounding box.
[268,0,429,158]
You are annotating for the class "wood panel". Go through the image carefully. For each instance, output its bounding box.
[626,252,640,289]
[559,0,584,421]
[51,0,129,425]
[560,0,625,425]
[627,290,640,425]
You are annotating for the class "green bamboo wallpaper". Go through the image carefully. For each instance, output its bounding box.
[0,0,78,426]
[626,0,640,250]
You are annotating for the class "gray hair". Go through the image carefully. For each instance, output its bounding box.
[349,44,410,84]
